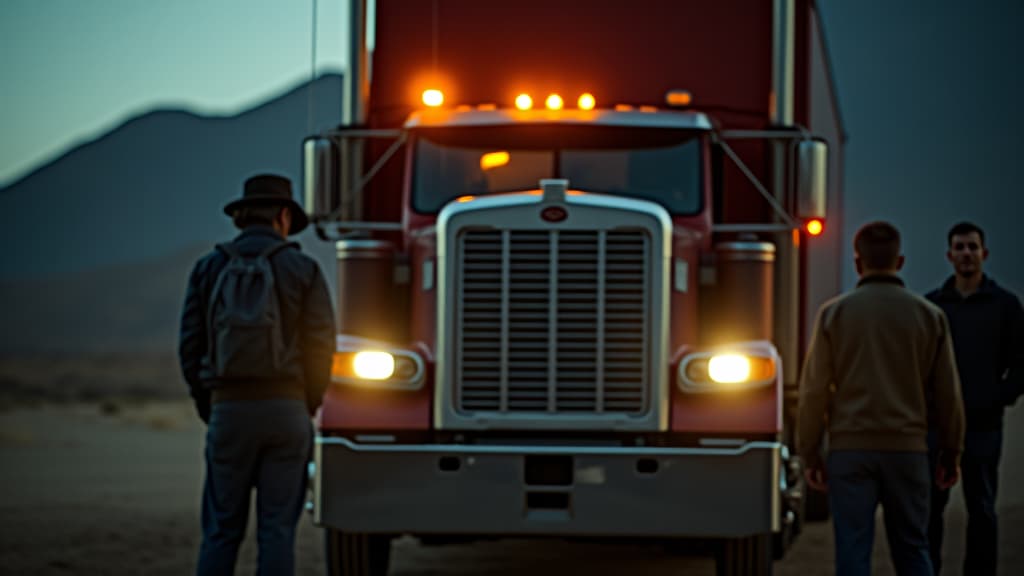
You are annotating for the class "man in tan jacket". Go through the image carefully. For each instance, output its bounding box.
[798,221,964,576]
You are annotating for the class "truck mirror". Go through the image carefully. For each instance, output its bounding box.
[303,137,338,217]
[796,139,828,219]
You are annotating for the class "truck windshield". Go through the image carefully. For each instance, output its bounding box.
[412,125,703,214]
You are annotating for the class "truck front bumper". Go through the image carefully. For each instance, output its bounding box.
[313,437,781,538]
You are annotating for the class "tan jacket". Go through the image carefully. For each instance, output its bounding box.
[797,275,964,467]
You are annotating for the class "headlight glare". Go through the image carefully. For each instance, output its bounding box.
[352,351,395,380]
[708,354,751,384]
[678,347,778,393]
[330,345,425,390]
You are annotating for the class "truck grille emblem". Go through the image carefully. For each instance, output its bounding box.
[540,206,568,222]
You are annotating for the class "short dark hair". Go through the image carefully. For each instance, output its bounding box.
[947,221,985,247]
[232,204,284,229]
[854,221,901,270]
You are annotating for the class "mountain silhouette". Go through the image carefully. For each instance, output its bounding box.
[1,242,210,354]
[0,74,343,353]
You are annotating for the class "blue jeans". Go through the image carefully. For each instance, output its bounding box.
[828,450,933,576]
[928,428,1002,576]
[196,399,312,576]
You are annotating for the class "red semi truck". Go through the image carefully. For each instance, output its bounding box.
[302,1,845,574]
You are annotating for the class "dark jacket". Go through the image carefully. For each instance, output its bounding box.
[178,225,335,421]
[798,275,965,468]
[926,275,1024,430]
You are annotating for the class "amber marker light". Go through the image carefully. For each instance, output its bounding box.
[545,93,564,110]
[577,93,596,110]
[665,89,693,107]
[480,151,510,170]
[422,89,444,107]
[805,219,825,237]
[515,93,533,110]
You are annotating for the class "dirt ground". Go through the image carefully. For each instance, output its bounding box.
[0,400,1021,575]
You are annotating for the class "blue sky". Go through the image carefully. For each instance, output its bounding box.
[0,0,349,186]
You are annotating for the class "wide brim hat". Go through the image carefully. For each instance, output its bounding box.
[223,174,309,235]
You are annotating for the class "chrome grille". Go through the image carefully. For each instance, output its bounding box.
[457,229,649,415]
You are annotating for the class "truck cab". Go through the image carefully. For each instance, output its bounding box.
[303,2,844,575]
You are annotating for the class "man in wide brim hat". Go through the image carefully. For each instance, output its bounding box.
[223,174,309,235]
[180,171,334,574]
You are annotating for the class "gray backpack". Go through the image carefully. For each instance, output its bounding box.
[206,241,296,379]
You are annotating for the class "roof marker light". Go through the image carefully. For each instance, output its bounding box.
[515,93,533,110]
[665,90,693,107]
[545,94,564,110]
[578,93,596,110]
[422,89,444,107]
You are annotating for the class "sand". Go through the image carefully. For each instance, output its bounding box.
[1,400,1021,575]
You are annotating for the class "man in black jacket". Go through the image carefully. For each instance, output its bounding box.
[179,174,335,576]
[927,221,1023,576]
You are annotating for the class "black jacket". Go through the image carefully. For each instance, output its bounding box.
[178,226,335,421]
[927,275,1024,430]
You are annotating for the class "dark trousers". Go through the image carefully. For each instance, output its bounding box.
[196,399,312,576]
[827,450,933,576]
[928,429,1003,576]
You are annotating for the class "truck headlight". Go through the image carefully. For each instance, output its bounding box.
[353,351,395,380]
[678,345,778,393]
[331,347,425,390]
[708,354,753,383]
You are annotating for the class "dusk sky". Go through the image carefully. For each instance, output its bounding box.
[2,0,1021,294]
[0,0,350,186]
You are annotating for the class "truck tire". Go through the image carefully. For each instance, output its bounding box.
[325,529,391,576]
[716,534,773,576]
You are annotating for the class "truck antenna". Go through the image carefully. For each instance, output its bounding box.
[432,0,439,71]
[308,0,318,133]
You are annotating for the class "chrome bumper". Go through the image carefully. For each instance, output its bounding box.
[313,438,781,538]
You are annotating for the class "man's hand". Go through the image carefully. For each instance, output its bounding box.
[935,463,960,490]
[804,466,828,492]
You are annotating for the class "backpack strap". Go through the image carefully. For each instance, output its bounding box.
[258,241,297,346]
[215,242,241,259]
[216,240,295,260]
[206,243,242,354]
[259,240,299,259]
[205,247,236,369]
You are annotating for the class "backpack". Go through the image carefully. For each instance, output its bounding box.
[205,240,297,379]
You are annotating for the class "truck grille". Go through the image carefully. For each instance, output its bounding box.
[456,229,649,415]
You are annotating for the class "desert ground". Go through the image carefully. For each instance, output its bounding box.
[1,358,1021,575]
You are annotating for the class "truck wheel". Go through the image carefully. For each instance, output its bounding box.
[325,529,391,576]
[716,534,772,576]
